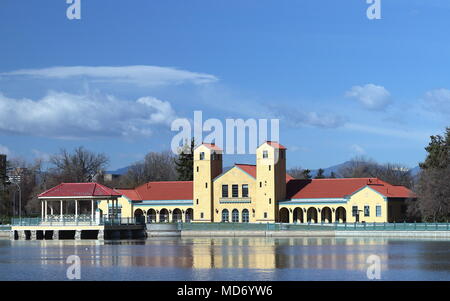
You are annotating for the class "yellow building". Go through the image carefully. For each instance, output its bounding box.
[97,141,414,224]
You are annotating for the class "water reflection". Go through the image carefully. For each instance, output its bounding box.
[3,237,450,280]
[11,237,447,270]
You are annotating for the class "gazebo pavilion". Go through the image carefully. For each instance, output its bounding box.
[38,182,122,224]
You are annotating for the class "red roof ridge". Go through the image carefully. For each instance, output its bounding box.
[39,182,121,198]
[198,143,223,151]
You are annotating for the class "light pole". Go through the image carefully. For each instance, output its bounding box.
[8,181,21,220]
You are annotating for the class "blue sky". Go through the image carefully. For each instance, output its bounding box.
[0,0,449,171]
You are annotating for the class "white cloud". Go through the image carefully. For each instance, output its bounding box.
[0,145,10,155]
[31,149,51,161]
[269,105,346,129]
[0,91,177,139]
[344,123,431,142]
[423,88,450,115]
[0,65,218,87]
[345,84,391,111]
[350,144,365,155]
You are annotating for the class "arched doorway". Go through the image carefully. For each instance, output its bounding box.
[232,209,239,223]
[307,207,318,223]
[134,209,144,224]
[222,209,229,222]
[159,208,169,223]
[185,208,193,223]
[173,208,182,222]
[147,209,156,223]
[321,207,332,223]
[293,207,303,223]
[336,207,346,223]
[242,209,249,223]
[279,207,289,223]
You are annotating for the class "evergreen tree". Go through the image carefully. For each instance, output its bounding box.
[302,169,312,179]
[419,127,450,169]
[315,168,325,179]
[329,171,337,178]
[414,127,450,221]
[175,139,195,181]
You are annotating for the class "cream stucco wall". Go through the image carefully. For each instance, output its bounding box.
[213,166,256,222]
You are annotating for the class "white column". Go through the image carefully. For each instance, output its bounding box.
[75,200,78,219]
[41,201,44,220]
[91,199,94,220]
[60,200,63,220]
[107,200,110,218]
[44,200,47,220]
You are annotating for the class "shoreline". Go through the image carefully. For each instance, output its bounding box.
[3,228,450,240]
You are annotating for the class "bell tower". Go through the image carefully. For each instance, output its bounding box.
[193,143,223,222]
[255,141,286,222]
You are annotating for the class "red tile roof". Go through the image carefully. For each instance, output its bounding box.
[235,164,293,182]
[266,141,287,150]
[134,181,193,200]
[38,183,121,198]
[286,178,414,199]
[115,188,142,201]
[200,143,222,151]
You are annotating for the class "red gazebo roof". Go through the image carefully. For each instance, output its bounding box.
[38,182,121,198]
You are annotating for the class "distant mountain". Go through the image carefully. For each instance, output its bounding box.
[309,161,421,178]
[309,161,354,178]
[106,166,130,175]
[107,162,421,178]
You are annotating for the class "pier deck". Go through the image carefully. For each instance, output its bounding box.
[10,217,146,240]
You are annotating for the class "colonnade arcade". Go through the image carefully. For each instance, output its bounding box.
[40,197,120,222]
[279,206,347,223]
[134,208,193,223]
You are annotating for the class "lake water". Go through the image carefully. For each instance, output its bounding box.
[0,236,450,281]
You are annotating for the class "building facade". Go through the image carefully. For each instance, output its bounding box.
[95,141,414,224]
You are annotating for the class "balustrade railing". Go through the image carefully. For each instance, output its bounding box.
[11,216,145,226]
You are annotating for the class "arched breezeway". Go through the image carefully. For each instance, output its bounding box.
[172,208,182,222]
[293,207,303,223]
[134,209,144,223]
[159,208,169,223]
[147,209,156,223]
[185,208,193,223]
[307,207,318,223]
[321,207,332,223]
[279,207,289,223]
[336,207,346,223]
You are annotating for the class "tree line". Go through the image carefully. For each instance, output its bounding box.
[0,141,195,221]
[0,128,449,222]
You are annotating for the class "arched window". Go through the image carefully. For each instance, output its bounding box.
[232,209,239,223]
[242,209,249,223]
[185,208,193,223]
[222,209,229,222]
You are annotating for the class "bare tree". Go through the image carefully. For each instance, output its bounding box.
[118,150,177,188]
[49,147,109,183]
[287,166,304,179]
[339,157,413,188]
[414,166,450,222]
